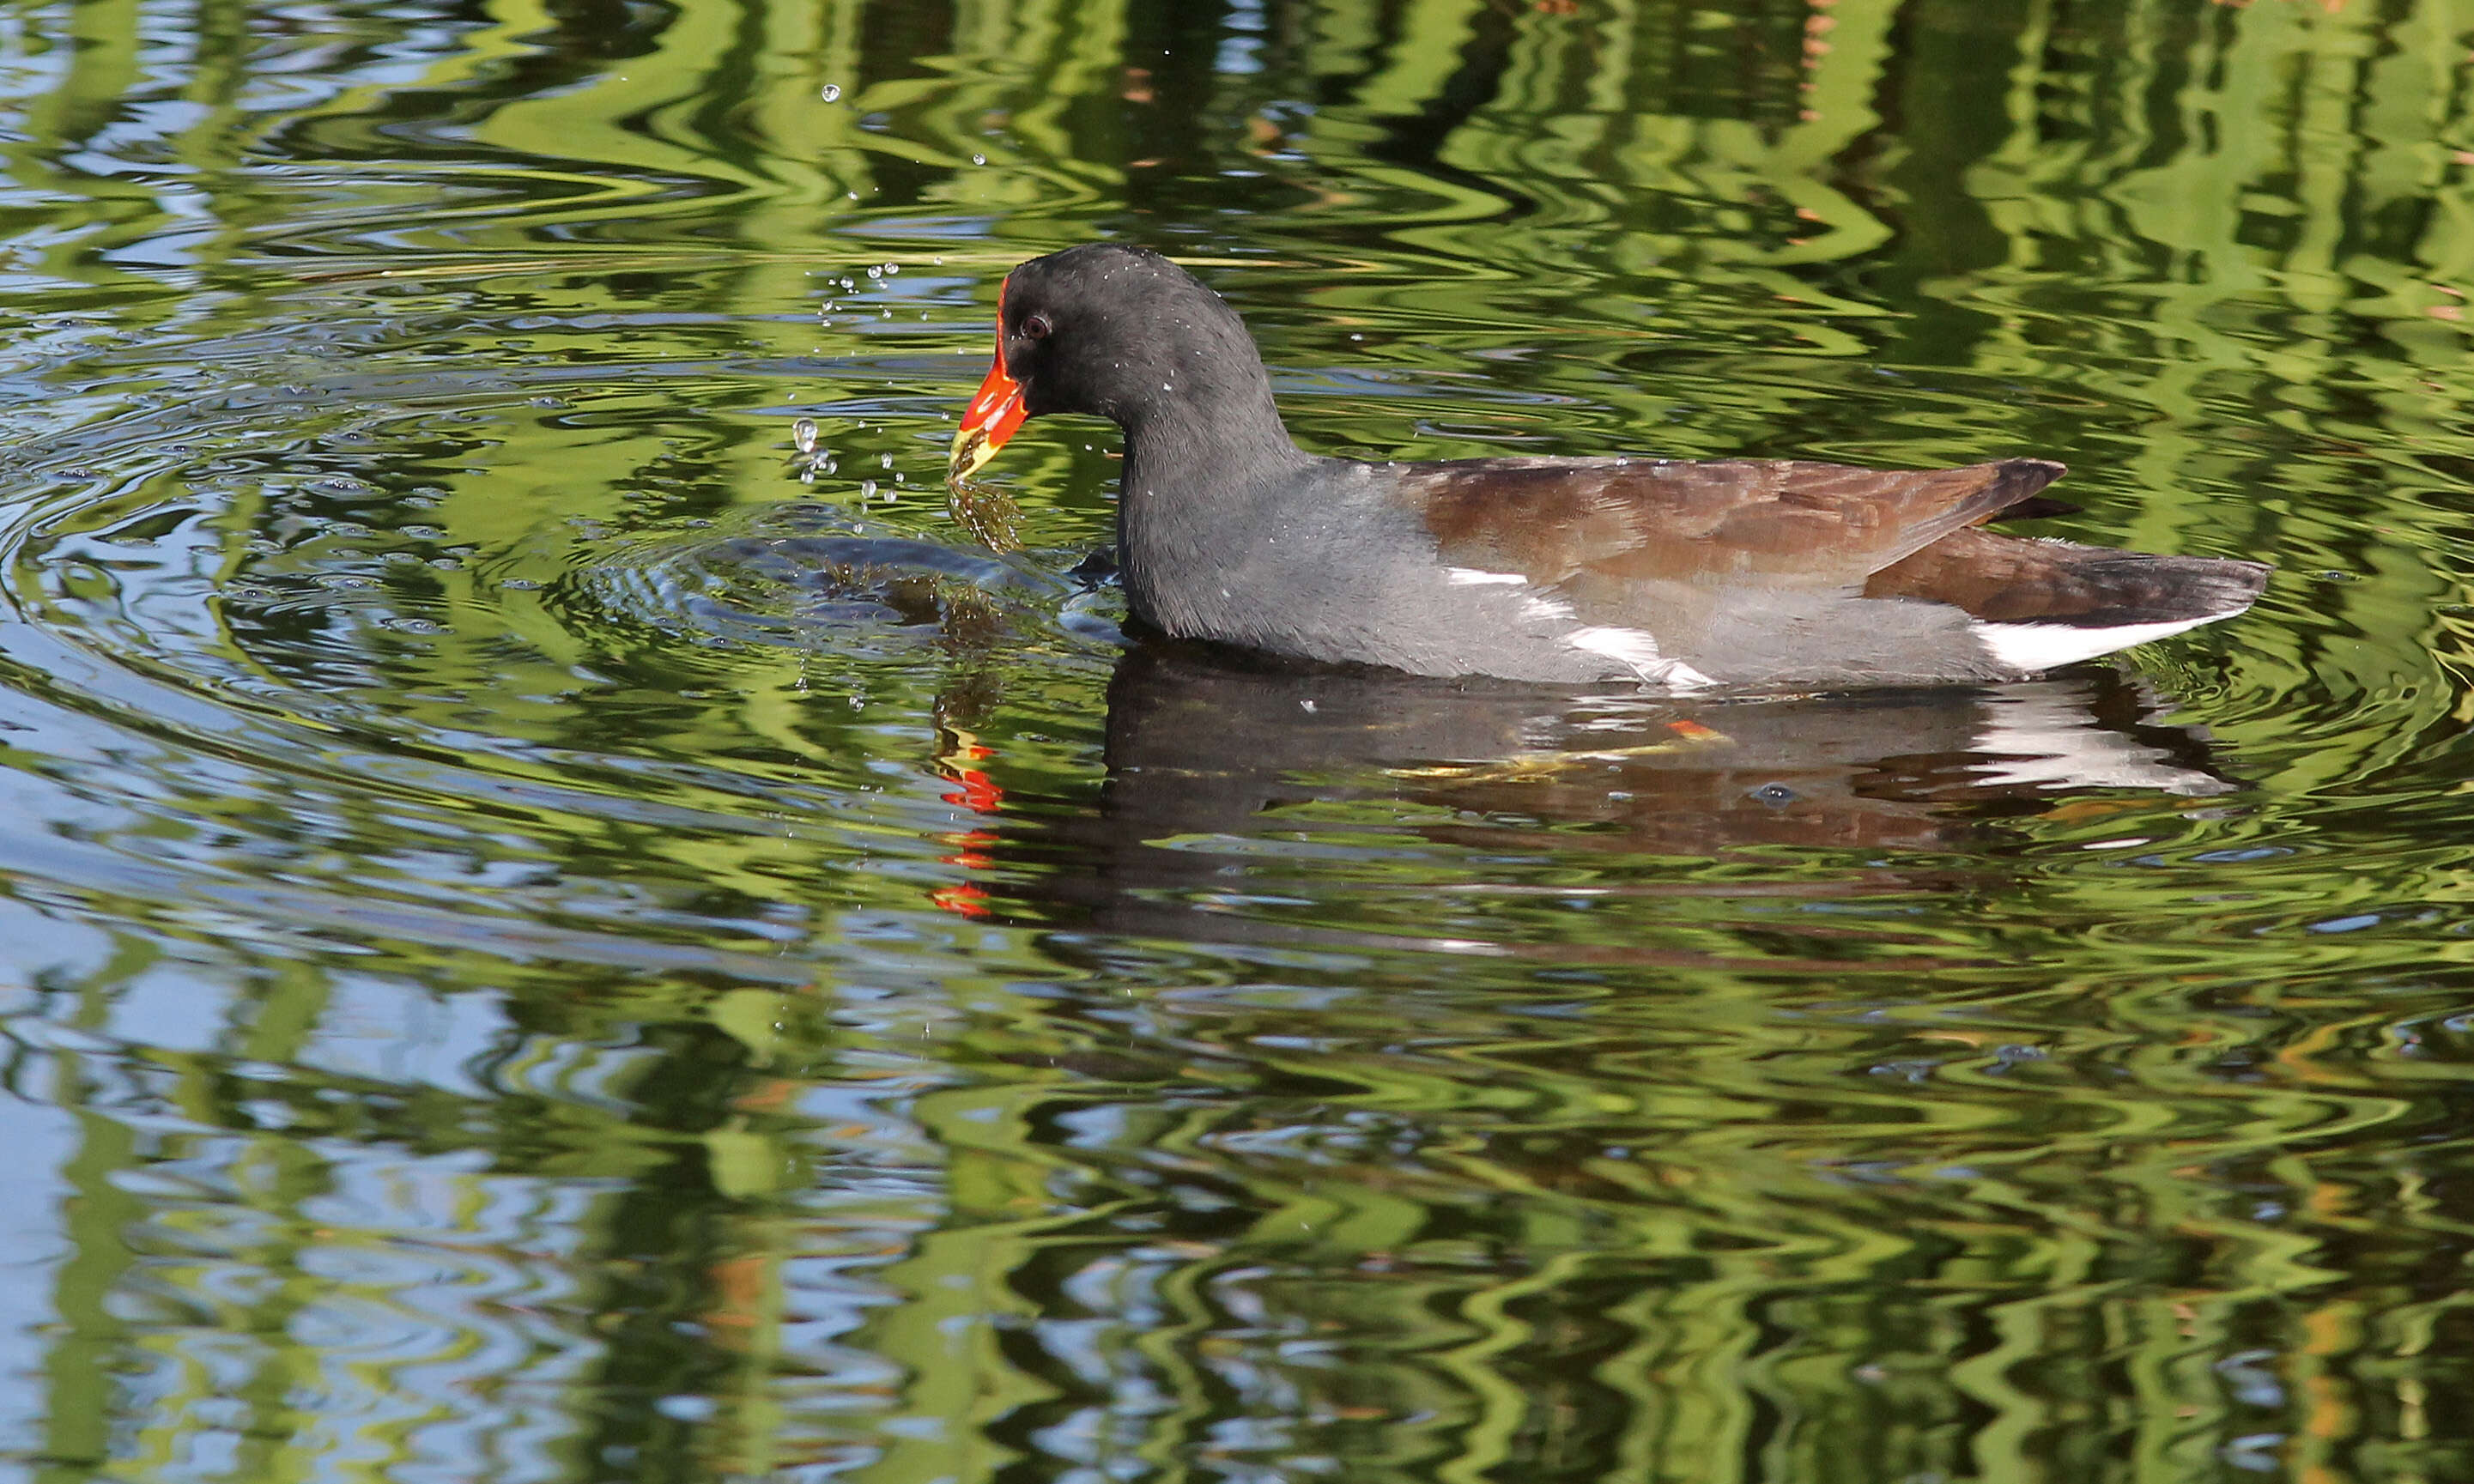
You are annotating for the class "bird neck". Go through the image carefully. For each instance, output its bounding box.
[1108,363,1320,639]
[1116,362,1312,514]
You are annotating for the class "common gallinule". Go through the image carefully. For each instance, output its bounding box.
[949,244,2267,690]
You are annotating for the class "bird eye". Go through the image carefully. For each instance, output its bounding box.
[1022,313,1052,340]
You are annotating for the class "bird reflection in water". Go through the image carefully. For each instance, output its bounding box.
[926,634,2239,965]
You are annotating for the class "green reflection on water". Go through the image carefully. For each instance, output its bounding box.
[0,1,2471,1481]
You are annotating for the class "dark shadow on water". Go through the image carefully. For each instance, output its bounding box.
[950,639,2241,964]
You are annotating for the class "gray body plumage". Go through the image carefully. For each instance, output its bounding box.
[976,244,2269,691]
[1117,450,2016,688]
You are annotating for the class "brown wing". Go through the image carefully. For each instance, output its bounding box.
[1863,526,2271,625]
[1402,456,2067,591]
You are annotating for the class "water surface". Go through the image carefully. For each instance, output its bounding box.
[1,2,2471,1481]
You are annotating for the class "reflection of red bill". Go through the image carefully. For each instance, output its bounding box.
[931,882,990,918]
[942,768,1002,814]
[931,728,1002,918]
[1665,719,1727,743]
[949,284,1027,482]
[935,730,1002,814]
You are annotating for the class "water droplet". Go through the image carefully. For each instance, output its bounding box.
[821,83,841,102]
[884,263,900,276]
[867,265,882,279]
[858,479,877,499]
[972,153,987,166]
[879,452,894,469]
[791,418,819,454]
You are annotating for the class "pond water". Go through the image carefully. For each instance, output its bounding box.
[1,0,2471,1480]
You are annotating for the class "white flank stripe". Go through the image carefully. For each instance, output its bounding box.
[1566,625,1717,691]
[1567,624,1663,669]
[1973,613,2232,672]
[1446,567,1529,586]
